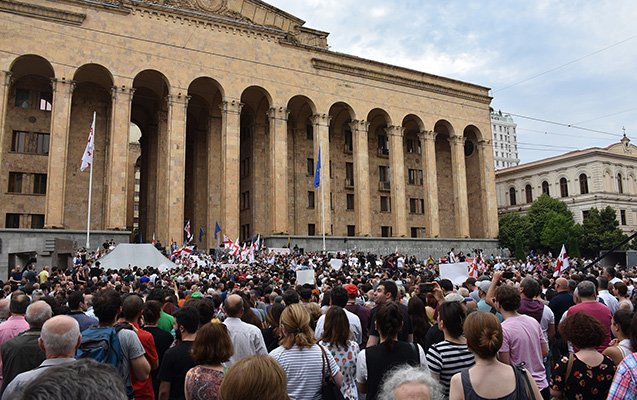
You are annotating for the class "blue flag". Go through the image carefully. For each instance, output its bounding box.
[139,231,143,244]
[313,146,321,188]
[214,222,221,240]
[199,227,205,242]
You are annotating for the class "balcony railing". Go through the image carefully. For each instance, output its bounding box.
[345,178,354,189]
[379,180,391,191]
[377,147,389,157]
[343,144,353,154]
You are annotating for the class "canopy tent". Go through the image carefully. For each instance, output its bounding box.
[96,244,178,271]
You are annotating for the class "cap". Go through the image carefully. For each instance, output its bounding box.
[190,291,203,298]
[444,293,465,303]
[344,284,358,297]
[476,281,492,293]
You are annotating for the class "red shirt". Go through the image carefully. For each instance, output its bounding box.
[130,321,159,400]
[568,301,612,351]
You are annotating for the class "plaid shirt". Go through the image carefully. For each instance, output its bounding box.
[608,352,637,400]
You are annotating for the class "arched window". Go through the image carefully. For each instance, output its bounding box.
[617,173,623,194]
[560,178,568,197]
[541,181,550,196]
[579,173,588,194]
[525,184,533,203]
[509,187,517,206]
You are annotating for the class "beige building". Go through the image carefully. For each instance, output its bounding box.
[0,0,498,250]
[496,135,637,233]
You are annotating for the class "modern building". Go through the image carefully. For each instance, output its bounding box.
[0,0,499,272]
[496,135,637,233]
[491,110,519,169]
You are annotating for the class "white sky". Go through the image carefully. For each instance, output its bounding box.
[267,0,637,163]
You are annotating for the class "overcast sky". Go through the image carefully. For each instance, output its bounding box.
[268,0,637,163]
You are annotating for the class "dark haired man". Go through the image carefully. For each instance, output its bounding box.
[67,290,98,331]
[314,286,362,344]
[157,307,199,400]
[367,280,413,347]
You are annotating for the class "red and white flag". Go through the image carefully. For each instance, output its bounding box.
[468,262,479,278]
[80,112,96,171]
[553,244,570,277]
[184,220,192,243]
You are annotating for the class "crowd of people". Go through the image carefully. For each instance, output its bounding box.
[0,246,636,400]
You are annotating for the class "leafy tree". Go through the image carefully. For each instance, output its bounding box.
[527,194,573,252]
[579,207,628,257]
[540,211,581,256]
[498,213,533,259]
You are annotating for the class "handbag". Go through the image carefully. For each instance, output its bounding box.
[319,345,345,400]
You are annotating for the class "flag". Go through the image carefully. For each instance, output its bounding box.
[553,244,570,277]
[184,220,192,243]
[152,232,156,245]
[139,231,143,244]
[468,262,478,278]
[477,251,487,272]
[287,234,291,248]
[214,222,221,240]
[199,226,205,242]
[80,112,96,171]
[313,146,321,188]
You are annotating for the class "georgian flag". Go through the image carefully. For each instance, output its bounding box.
[80,112,96,171]
[553,245,570,277]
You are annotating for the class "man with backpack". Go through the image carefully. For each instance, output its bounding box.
[77,289,150,399]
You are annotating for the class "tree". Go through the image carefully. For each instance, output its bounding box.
[579,206,628,257]
[527,194,574,252]
[498,213,533,259]
[540,211,581,257]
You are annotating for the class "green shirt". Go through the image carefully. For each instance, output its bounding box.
[157,310,175,333]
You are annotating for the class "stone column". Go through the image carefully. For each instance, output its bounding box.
[420,131,439,237]
[269,107,289,234]
[386,126,407,237]
[478,139,499,238]
[207,114,222,249]
[311,113,332,235]
[449,134,470,237]
[350,120,371,236]
[105,86,134,230]
[45,78,75,228]
[0,72,12,195]
[220,99,243,240]
[164,93,189,244]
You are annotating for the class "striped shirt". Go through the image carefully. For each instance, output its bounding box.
[426,340,475,396]
[270,344,339,400]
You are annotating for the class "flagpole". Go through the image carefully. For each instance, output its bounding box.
[321,165,326,253]
[85,111,95,249]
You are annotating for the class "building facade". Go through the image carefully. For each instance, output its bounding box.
[496,136,637,233]
[0,0,498,253]
[491,110,519,170]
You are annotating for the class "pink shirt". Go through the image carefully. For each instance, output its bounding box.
[501,314,548,390]
[0,315,29,386]
[566,301,612,352]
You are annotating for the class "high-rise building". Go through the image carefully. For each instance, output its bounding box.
[491,110,520,169]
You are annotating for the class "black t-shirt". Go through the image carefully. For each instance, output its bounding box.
[157,341,197,400]
[145,326,175,397]
[369,302,413,342]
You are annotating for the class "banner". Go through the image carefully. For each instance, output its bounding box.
[296,269,315,285]
[439,262,471,285]
[330,258,343,271]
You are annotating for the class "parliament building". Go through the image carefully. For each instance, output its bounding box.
[0,0,498,255]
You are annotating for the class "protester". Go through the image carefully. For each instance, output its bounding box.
[367,281,413,346]
[220,355,288,400]
[560,280,612,351]
[222,294,267,366]
[141,300,175,398]
[66,290,98,331]
[314,286,362,345]
[378,365,443,400]
[0,293,30,388]
[270,303,342,400]
[613,281,633,312]
[407,295,431,349]
[319,306,360,400]
[448,311,542,400]
[184,322,233,400]
[550,312,616,400]
[603,309,634,366]
[607,311,637,399]
[356,302,428,400]
[261,302,284,352]
[344,283,371,348]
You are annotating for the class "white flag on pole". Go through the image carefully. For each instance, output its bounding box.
[80,113,96,171]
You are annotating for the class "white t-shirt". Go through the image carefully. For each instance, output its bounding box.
[540,303,555,343]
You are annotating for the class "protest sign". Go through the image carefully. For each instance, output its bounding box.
[439,262,470,285]
[296,269,315,285]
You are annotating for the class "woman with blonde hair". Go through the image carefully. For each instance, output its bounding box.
[219,355,289,400]
[270,303,343,400]
[448,311,542,400]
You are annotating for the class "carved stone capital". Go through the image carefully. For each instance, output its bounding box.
[419,130,437,142]
[477,139,490,148]
[349,119,370,132]
[220,99,243,115]
[2,71,12,88]
[111,86,135,102]
[268,106,289,121]
[167,92,190,107]
[448,134,465,146]
[385,125,404,137]
[50,78,76,94]
[311,113,331,127]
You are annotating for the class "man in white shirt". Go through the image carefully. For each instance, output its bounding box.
[598,276,619,315]
[222,294,267,366]
[314,286,362,345]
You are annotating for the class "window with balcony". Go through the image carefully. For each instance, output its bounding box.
[344,129,353,153]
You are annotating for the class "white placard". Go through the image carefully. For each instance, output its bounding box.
[439,262,470,286]
[269,248,291,255]
[330,258,343,271]
[296,269,315,285]
[220,264,238,269]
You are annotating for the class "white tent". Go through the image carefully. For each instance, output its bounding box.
[97,244,178,271]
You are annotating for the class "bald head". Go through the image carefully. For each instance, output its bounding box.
[40,315,81,358]
[26,300,53,329]
[555,278,569,292]
[0,299,9,320]
[224,294,244,318]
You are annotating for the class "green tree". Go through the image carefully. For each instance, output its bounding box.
[579,206,628,257]
[498,213,533,259]
[527,194,573,251]
[540,211,581,256]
